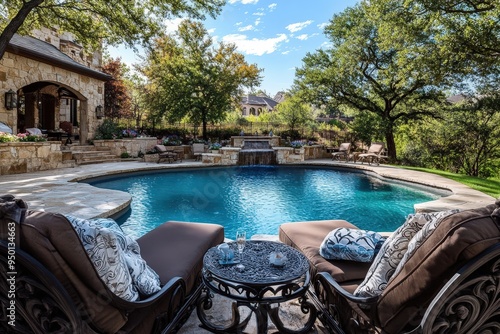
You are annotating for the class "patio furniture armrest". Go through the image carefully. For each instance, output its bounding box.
[316,272,379,305]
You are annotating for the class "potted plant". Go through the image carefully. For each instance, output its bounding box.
[209,142,222,153]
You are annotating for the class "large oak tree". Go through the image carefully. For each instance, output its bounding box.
[294,3,450,161]
[0,0,224,59]
[141,20,261,140]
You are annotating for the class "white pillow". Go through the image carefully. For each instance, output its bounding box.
[66,215,161,300]
[354,210,458,298]
[390,209,459,279]
[319,227,386,262]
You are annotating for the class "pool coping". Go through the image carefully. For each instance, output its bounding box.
[0,159,495,220]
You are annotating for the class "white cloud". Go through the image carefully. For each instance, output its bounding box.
[285,20,313,33]
[255,18,261,26]
[296,34,309,41]
[282,50,290,55]
[269,3,277,11]
[253,12,265,16]
[317,22,328,30]
[238,25,254,32]
[207,28,216,34]
[235,22,243,26]
[164,18,184,34]
[222,34,288,56]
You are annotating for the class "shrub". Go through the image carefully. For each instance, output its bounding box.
[95,119,121,140]
[17,133,46,142]
[0,132,19,143]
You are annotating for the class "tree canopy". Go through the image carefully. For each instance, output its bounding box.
[141,20,261,140]
[0,0,225,59]
[294,3,450,160]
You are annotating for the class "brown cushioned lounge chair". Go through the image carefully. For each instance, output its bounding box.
[357,142,386,165]
[155,144,181,163]
[279,200,500,334]
[331,143,351,162]
[0,195,224,334]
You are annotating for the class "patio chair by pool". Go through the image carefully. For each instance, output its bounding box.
[192,143,206,161]
[155,144,180,163]
[279,200,500,334]
[357,142,386,165]
[331,143,351,162]
[0,195,224,334]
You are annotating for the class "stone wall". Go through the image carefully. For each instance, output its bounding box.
[0,142,73,175]
[93,137,159,157]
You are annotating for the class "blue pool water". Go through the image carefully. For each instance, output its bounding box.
[86,166,444,239]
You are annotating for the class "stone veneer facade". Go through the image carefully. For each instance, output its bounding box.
[0,28,107,143]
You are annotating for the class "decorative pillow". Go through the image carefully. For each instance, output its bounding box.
[320,227,386,262]
[390,209,460,279]
[354,210,458,298]
[66,215,161,301]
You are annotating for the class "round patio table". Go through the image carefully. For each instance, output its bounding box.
[196,240,316,333]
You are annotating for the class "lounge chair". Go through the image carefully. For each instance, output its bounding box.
[279,200,500,334]
[357,142,386,165]
[155,144,180,163]
[0,194,224,334]
[331,143,351,162]
[26,127,45,136]
[192,143,206,161]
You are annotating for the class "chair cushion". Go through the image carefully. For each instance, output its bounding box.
[137,221,225,293]
[377,203,500,333]
[279,220,371,282]
[319,227,386,262]
[354,210,458,298]
[65,215,161,301]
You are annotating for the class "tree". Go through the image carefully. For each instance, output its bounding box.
[141,20,261,140]
[294,3,449,161]
[274,95,313,133]
[0,0,224,59]
[102,58,132,121]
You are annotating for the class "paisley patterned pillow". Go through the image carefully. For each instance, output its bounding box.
[319,227,386,262]
[66,215,161,301]
[354,210,459,298]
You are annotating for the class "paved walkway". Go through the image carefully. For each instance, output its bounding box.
[0,159,496,333]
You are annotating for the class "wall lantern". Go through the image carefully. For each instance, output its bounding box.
[95,105,104,119]
[4,89,17,110]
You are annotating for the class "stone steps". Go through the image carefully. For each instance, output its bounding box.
[63,145,121,165]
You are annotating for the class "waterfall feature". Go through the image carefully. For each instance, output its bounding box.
[238,139,277,165]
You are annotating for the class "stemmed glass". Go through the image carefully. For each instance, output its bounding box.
[236,230,246,271]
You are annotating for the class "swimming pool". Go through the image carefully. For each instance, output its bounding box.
[86,166,446,239]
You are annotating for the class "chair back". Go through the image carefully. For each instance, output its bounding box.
[192,143,205,154]
[19,211,128,333]
[338,143,351,153]
[368,142,384,154]
[26,128,43,136]
[154,144,167,153]
[377,203,500,333]
[59,121,73,135]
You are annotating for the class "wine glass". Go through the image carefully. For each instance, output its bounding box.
[236,230,246,271]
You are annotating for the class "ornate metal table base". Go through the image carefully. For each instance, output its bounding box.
[196,240,317,333]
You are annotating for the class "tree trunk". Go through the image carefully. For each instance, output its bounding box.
[385,129,397,162]
[0,0,44,59]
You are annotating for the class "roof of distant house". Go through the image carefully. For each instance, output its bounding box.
[242,95,279,109]
[7,34,111,81]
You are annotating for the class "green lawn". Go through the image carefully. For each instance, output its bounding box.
[400,167,500,199]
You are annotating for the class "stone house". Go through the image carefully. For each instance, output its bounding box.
[241,94,279,117]
[0,27,111,144]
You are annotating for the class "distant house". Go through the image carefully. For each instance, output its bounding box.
[241,94,279,117]
[0,28,111,144]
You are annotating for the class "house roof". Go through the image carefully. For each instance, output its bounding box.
[7,34,111,81]
[242,95,279,109]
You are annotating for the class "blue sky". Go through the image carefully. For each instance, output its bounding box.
[108,0,359,97]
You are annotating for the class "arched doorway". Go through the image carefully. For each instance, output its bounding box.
[17,81,86,143]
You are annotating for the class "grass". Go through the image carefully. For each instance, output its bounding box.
[400,166,500,199]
